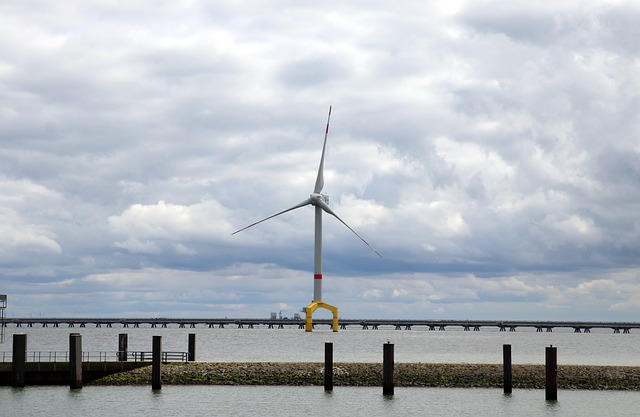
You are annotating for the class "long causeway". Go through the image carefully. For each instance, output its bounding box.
[3,318,639,333]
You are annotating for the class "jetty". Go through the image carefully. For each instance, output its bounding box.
[3,318,639,333]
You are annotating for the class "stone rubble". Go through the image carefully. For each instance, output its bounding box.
[90,362,640,390]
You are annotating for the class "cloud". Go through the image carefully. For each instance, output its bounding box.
[109,199,233,243]
[0,0,639,320]
[0,177,63,264]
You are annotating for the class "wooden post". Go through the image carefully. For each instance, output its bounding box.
[152,335,162,390]
[12,333,27,387]
[69,333,82,389]
[118,333,128,362]
[383,341,394,396]
[545,345,557,401]
[503,344,512,394]
[324,342,333,391]
[188,333,196,362]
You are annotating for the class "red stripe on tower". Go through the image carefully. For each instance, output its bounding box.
[314,274,322,280]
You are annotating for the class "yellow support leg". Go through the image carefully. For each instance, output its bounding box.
[304,301,339,332]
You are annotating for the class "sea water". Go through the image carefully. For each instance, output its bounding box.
[1,325,638,365]
[1,385,638,417]
[1,325,639,416]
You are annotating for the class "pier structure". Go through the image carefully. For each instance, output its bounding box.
[2,318,639,333]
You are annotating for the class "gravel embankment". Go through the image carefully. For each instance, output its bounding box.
[89,362,640,390]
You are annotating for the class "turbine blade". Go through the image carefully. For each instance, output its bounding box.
[317,200,382,258]
[231,198,313,235]
[313,106,332,194]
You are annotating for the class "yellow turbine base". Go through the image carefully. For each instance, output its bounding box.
[304,301,339,332]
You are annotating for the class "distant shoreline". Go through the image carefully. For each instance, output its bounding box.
[90,362,640,390]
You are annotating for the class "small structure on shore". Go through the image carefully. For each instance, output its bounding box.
[0,294,6,344]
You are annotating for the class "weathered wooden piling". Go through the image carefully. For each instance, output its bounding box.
[12,333,27,387]
[503,344,512,394]
[188,333,196,362]
[324,341,333,391]
[152,335,162,390]
[545,345,557,401]
[118,333,128,362]
[69,332,82,389]
[383,341,394,396]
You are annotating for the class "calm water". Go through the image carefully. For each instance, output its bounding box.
[1,324,639,365]
[2,325,639,416]
[1,385,639,417]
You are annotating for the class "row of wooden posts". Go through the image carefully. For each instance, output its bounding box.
[322,340,395,395]
[327,342,557,400]
[10,333,558,400]
[502,344,558,401]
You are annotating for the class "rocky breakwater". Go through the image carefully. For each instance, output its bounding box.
[90,362,640,390]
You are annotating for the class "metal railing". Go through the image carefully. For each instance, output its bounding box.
[1,350,188,363]
[126,351,188,362]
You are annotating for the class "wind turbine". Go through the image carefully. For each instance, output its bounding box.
[232,106,381,332]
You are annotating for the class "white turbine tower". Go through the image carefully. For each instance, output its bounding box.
[232,106,381,332]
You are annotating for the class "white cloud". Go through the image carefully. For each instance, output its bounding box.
[109,199,234,242]
[0,178,63,260]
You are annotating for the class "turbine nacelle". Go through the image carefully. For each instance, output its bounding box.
[310,193,329,206]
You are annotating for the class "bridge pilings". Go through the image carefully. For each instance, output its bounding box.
[4,318,640,333]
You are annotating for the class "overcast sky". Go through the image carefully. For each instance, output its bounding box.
[1,1,639,321]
